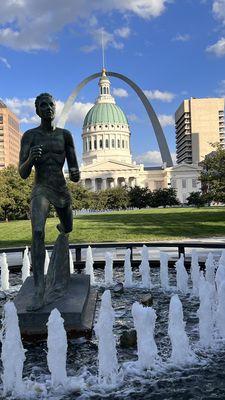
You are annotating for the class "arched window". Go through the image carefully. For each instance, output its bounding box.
[105,139,109,148]
[117,139,120,148]
[112,139,115,148]
[85,142,87,151]
[122,140,124,148]
[103,87,107,94]
[89,141,92,150]
[107,87,109,94]
[99,139,103,148]
[94,139,97,149]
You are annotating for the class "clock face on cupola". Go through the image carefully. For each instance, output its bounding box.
[82,68,132,166]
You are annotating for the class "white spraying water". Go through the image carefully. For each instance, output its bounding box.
[22,247,30,282]
[197,272,214,348]
[47,308,68,387]
[132,302,158,370]
[85,246,95,284]
[216,280,225,339]
[69,249,74,274]
[139,245,152,288]
[94,290,119,386]
[124,248,133,288]
[104,252,113,286]
[190,250,200,296]
[205,252,216,286]
[160,252,169,290]
[168,294,196,364]
[215,250,225,293]
[1,301,26,397]
[1,253,9,291]
[175,254,188,295]
[44,250,50,275]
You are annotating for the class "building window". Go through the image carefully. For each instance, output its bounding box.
[105,139,109,148]
[117,139,120,148]
[112,139,115,148]
[94,139,97,149]
[0,115,3,123]
[103,87,106,94]
[85,142,87,151]
[192,178,197,188]
[182,179,186,189]
[122,140,124,148]
[105,125,108,128]
[99,139,103,148]
[89,141,92,150]
[99,125,102,129]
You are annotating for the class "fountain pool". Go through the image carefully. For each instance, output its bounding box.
[0,266,225,399]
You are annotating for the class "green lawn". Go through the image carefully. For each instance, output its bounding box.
[1,207,225,248]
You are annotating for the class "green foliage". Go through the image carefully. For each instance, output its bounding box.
[200,143,225,202]
[151,188,180,208]
[128,186,151,208]
[186,191,207,207]
[0,165,34,221]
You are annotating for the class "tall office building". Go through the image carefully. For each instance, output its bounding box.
[175,97,225,164]
[0,100,21,169]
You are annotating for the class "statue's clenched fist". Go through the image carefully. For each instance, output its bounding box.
[29,145,43,163]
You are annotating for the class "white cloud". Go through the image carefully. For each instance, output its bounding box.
[112,88,129,97]
[172,33,191,42]
[135,150,176,166]
[127,113,140,122]
[4,97,93,127]
[215,79,225,97]
[213,0,225,22]
[81,27,124,53]
[144,89,175,102]
[158,114,175,127]
[114,27,131,38]
[0,1,170,51]
[0,56,11,69]
[206,37,225,56]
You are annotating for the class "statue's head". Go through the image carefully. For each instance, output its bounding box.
[35,93,56,121]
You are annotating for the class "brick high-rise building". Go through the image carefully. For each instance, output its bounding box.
[175,98,225,164]
[0,100,21,169]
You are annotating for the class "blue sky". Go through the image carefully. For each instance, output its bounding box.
[1,0,225,165]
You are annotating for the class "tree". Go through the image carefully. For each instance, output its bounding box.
[105,187,129,210]
[186,191,207,207]
[67,182,93,210]
[151,188,179,208]
[200,143,225,203]
[0,165,34,221]
[128,186,150,208]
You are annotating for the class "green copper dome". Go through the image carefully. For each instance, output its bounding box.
[83,103,128,127]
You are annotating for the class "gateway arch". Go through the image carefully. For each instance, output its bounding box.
[58,71,173,167]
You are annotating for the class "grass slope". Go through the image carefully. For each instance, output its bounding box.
[0,207,225,248]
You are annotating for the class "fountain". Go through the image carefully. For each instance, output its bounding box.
[132,301,159,370]
[1,253,9,291]
[160,251,169,290]
[44,249,50,275]
[215,250,225,293]
[104,252,113,286]
[1,301,26,397]
[190,250,200,296]
[216,281,225,339]
[205,252,216,286]
[139,245,152,288]
[47,308,68,387]
[124,248,133,288]
[175,254,188,295]
[94,290,119,386]
[69,249,74,274]
[197,273,214,348]
[168,294,196,364]
[21,247,30,283]
[85,246,95,285]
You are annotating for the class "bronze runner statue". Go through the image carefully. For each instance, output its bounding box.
[19,93,79,311]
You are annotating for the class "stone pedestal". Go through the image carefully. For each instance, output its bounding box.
[14,275,97,339]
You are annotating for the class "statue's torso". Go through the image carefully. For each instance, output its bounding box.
[28,127,71,207]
